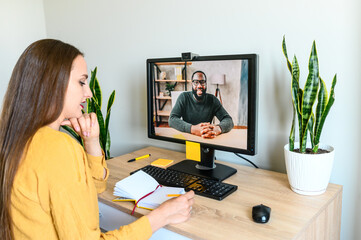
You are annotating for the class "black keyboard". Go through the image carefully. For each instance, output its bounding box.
[131,165,237,200]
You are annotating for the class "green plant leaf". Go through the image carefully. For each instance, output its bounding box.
[86,98,95,114]
[288,56,300,151]
[104,91,115,138]
[291,56,302,125]
[93,100,106,151]
[282,36,292,74]
[308,113,315,149]
[314,74,337,148]
[89,67,97,95]
[89,67,102,108]
[106,90,116,114]
[314,76,328,145]
[105,129,111,160]
[283,37,299,150]
[104,91,115,159]
[297,88,303,145]
[300,41,319,152]
[94,76,102,108]
[289,110,295,151]
[291,56,300,111]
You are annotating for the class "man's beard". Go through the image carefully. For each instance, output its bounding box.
[192,88,206,101]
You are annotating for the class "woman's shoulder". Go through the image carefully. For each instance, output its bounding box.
[24,126,83,169]
[33,126,78,146]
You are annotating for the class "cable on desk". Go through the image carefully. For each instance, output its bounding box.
[234,153,259,168]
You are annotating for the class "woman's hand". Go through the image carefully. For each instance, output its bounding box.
[146,190,195,232]
[61,113,102,156]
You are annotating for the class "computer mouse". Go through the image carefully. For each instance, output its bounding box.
[252,204,271,223]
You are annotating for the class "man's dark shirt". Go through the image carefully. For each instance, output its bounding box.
[169,91,234,133]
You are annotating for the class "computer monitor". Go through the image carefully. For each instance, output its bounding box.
[146,53,258,181]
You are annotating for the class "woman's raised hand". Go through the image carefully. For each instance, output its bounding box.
[61,112,102,156]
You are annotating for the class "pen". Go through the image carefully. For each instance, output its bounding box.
[166,194,181,197]
[127,154,151,162]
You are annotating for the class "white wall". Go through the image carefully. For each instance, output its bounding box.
[0,0,46,100]
[2,0,360,239]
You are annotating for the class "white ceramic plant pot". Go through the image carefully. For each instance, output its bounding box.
[284,142,335,196]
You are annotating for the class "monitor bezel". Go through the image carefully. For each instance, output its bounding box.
[146,53,258,156]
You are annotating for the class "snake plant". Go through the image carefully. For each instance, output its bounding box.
[62,67,116,159]
[282,36,336,153]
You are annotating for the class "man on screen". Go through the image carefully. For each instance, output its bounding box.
[169,71,234,139]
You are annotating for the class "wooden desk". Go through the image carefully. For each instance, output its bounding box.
[98,146,342,240]
[154,127,247,149]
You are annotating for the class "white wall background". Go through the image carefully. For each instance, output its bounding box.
[0,0,46,100]
[2,0,361,239]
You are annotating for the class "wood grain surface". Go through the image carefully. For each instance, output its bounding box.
[98,146,342,240]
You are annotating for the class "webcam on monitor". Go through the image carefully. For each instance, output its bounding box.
[181,52,199,61]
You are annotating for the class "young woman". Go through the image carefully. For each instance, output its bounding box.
[0,39,194,240]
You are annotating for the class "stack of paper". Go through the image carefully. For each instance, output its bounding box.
[113,170,185,210]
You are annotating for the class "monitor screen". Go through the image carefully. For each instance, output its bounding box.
[147,54,258,181]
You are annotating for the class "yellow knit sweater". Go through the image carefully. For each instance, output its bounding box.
[11,126,152,239]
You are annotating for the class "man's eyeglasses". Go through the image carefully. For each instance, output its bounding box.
[192,80,206,86]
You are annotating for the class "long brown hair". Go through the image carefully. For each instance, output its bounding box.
[0,39,83,239]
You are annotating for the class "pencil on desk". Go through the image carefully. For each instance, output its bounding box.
[166,194,181,197]
[128,154,151,162]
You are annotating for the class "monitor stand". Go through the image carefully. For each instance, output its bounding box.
[168,147,237,181]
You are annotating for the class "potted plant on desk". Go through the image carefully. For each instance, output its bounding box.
[282,36,337,195]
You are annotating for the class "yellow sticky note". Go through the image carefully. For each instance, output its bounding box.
[151,158,174,167]
[186,141,201,162]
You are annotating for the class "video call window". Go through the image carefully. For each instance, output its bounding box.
[147,54,258,155]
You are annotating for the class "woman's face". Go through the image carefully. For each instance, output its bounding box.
[62,55,92,119]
